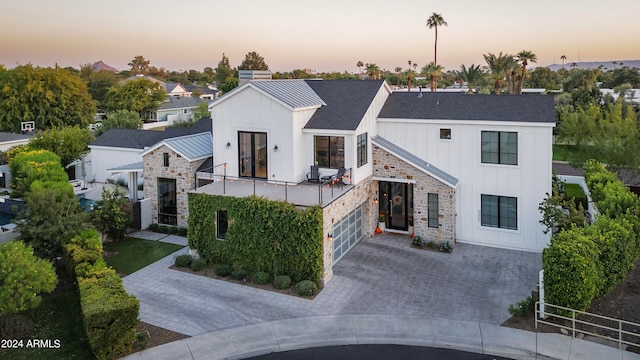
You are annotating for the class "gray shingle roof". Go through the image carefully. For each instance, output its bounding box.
[378,92,556,123]
[0,132,33,143]
[159,96,207,110]
[248,80,326,109]
[304,80,386,131]
[372,135,458,188]
[90,117,211,150]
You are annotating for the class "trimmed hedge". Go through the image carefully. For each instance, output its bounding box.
[295,280,318,297]
[273,275,291,290]
[188,194,323,285]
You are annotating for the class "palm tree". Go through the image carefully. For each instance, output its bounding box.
[517,50,537,94]
[426,12,448,66]
[356,60,364,76]
[483,52,512,95]
[506,56,519,94]
[365,63,380,80]
[459,64,484,94]
[560,55,567,68]
[394,66,403,86]
[422,62,444,92]
[407,60,413,91]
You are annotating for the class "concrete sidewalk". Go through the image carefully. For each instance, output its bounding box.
[121,315,640,360]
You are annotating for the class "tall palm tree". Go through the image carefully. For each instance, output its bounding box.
[459,64,484,94]
[506,56,519,94]
[517,50,537,94]
[394,66,403,86]
[560,55,567,68]
[407,60,413,91]
[422,62,444,92]
[426,12,448,66]
[365,63,380,80]
[356,60,364,76]
[483,52,512,95]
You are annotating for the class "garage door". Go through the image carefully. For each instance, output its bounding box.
[332,204,363,264]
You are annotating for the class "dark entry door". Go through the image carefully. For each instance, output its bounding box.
[238,132,267,179]
[379,182,409,231]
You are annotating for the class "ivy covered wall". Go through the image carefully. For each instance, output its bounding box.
[188,193,324,285]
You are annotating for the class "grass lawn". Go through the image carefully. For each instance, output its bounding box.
[103,237,185,275]
[553,144,581,161]
[564,183,588,209]
[0,289,94,360]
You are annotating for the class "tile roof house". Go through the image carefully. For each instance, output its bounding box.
[189,79,555,284]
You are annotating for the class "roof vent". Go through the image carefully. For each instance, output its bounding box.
[417,86,423,98]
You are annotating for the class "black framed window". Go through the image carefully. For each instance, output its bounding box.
[481,194,517,230]
[357,133,367,167]
[427,193,439,228]
[163,152,169,167]
[216,210,228,240]
[314,136,344,169]
[481,131,517,165]
[440,128,451,140]
[157,177,177,226]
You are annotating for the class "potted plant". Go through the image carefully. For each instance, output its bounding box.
[378,214,386,232]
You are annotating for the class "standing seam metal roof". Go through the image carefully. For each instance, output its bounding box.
[372,135,458,187]
[153,132,212,161]
[249,80,326,109]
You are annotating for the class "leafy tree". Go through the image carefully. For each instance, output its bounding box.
[215,53,233,86]
[458,64,485,93]
[601,67,640,88]
[529,67,561,90]
[202,66,215,84]
[516,50,537,93]
[17,182,89,259]
[79,64,119,110]
[0,241,57,314]
[538,175,587,235]
[95,110,143,136]
[128,55,151,75]
[103,78,166,116]
[0,65,96,132]
[92,187,133,242]
[238,51,269,71]
[219,77,239,93]
[426,12,448,66]
[9,149,68,198]
[561,68,600,93]
[29,126,94,168]
[483,52,512,94]
[422,62,444,92]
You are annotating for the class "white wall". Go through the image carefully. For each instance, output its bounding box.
[88,146,142,183]
[377,119,553,252]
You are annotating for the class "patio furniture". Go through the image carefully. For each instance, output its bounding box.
[306,165,320,183]
[322,167,346,186]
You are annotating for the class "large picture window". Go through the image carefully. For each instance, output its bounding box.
[481,131,517,165]
[427,193,439,228]
[158,178,177,226]
[314,136,344,169]
[481,194,517,230]
[357,133,367,167]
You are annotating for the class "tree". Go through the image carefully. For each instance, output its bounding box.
[9,149,69,199]
[103,78,166,116]
[0,65,96,132]
[459,64,484,93]
[357,61,364,76]
[174,102,210,127]
[202,66,215,84]
[426,12,448,66]
[238,51,269,71]
[483,52,512,94]
[538,174,587,235]
[92,187,132,242]
[560,55,567,68]
[516,50,537,94]
[128,55,151,75]
[95,110,143,136]
[79,63,119,111]
[0,241,57,314]
[529,67,561,90]
[215,53,233,86]
[422,62,444,92]
[28,126,94,168]
[219,77,239,93]
[365,63,380,80]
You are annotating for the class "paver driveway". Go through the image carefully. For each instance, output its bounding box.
[123,233,541,337]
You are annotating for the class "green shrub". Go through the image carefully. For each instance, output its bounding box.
[274,275,291,290]
[157,225,169,234]
[440,241,452,252]
[148,223,159,231]
[412,236,422,246]
[168,226,178,234]
[426,241,436,248]
[174,254,192,268]
[177,227,188,236]
[231,268,248,280]
[190,258,207,272]
[253,271,270,285]
[508,295,536,317]
[215,264,232,277]
[295,280,318,297]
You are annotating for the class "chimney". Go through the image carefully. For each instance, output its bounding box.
[239,70,272,86]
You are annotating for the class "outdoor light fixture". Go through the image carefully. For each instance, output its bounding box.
[225,141,231,149]
[373,197,378,204]
[273,144,279,152]
[328,233,333,241]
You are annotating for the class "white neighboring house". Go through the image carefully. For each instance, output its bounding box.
[145,97,209,129]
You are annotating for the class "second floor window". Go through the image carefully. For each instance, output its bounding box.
[357,132,367,167]
[314,136,344,169]
[481,131,517,165]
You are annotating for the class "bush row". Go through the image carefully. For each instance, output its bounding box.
[148,223,188,236]
[543,160,640,313]
[63,229,139,360]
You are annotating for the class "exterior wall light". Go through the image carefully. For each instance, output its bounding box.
[328,233,333,241]
[273,145,278,152]
[225,141,231,149]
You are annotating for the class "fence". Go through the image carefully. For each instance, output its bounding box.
[535,302,640,350]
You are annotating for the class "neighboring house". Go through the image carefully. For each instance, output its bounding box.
[165,82,191,97]
[184,84,218,100]
[190,79,555,284]
[148,96,208,128]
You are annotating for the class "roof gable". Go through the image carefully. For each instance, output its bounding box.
[140,132,212,162]
[378,93,556,123]
[304,80,387,130]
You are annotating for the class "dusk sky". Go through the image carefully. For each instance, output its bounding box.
[1,0,639,73]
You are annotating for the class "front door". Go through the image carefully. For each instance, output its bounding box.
[379,182,411,231]
[238,131,267,179]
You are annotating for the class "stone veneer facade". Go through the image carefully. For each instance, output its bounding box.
[372,145,456,246]
[143,145,207,228]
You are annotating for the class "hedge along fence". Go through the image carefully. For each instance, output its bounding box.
[8,148,69,198]
[188,193,324,285]
[63,229,139,360]
[543,159,640,313]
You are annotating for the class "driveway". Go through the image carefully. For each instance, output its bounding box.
[123,233,541,337]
